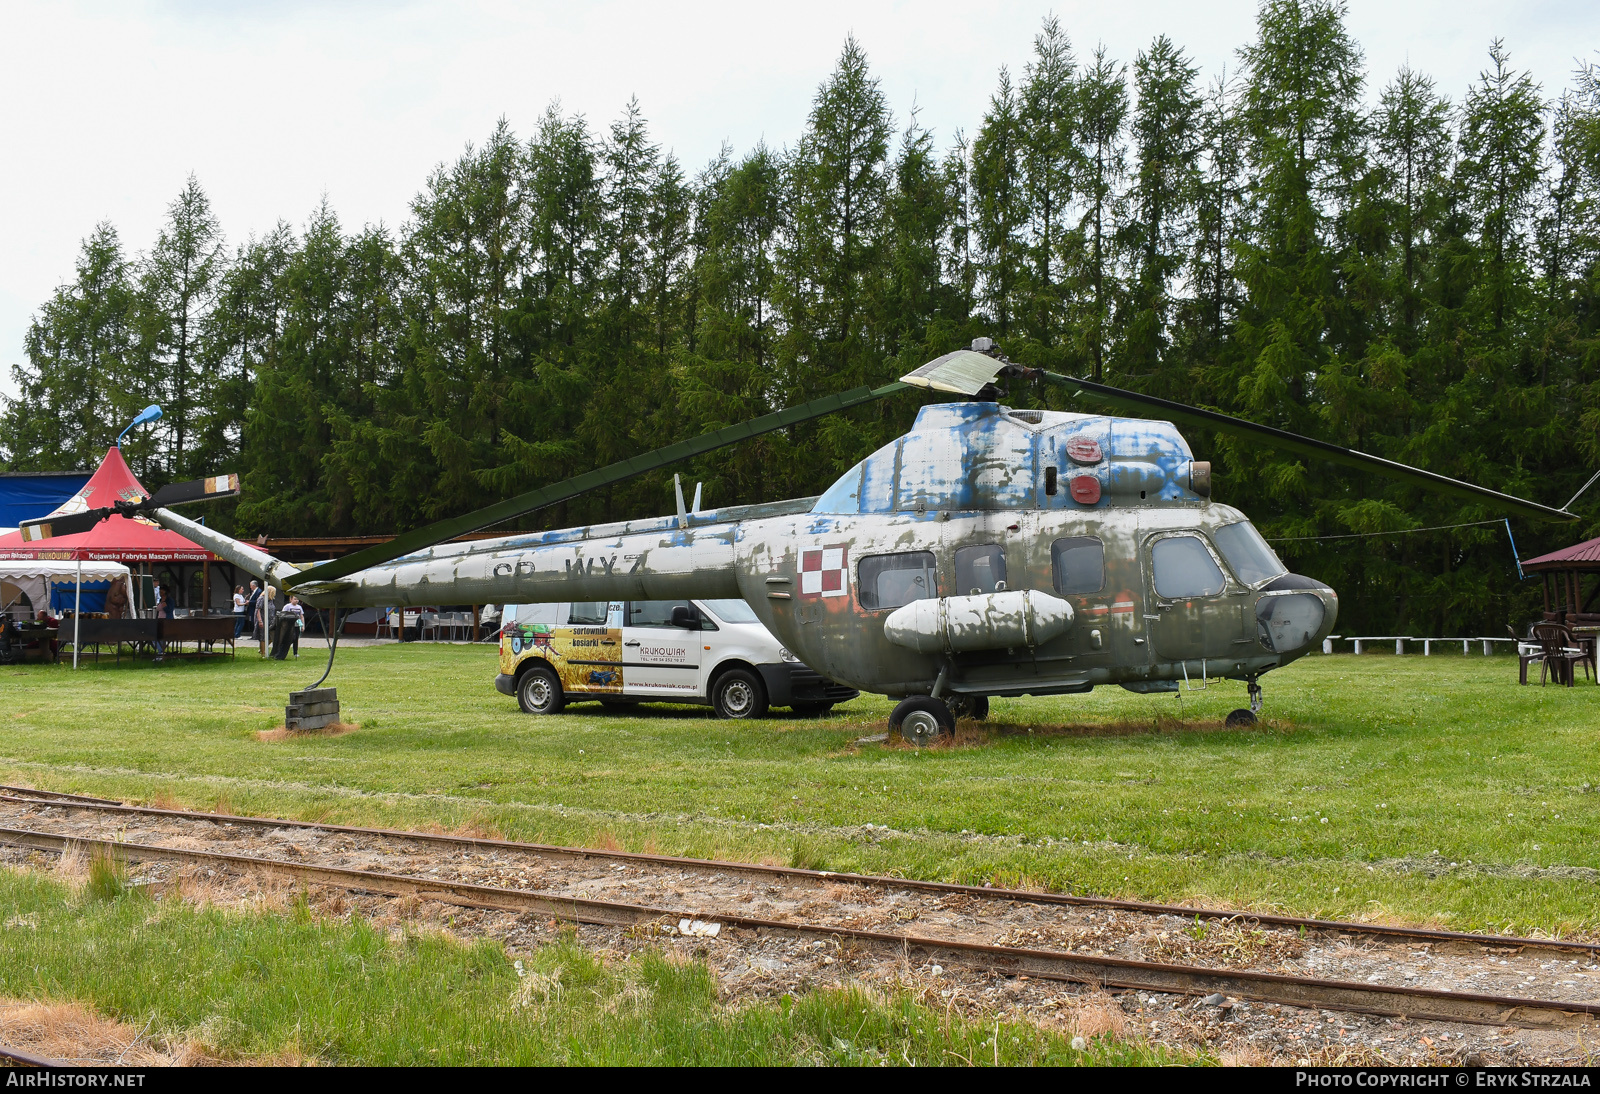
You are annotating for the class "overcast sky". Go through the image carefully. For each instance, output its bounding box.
[2,0,1596,405]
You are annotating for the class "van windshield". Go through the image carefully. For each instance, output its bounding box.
[701,599,760,625]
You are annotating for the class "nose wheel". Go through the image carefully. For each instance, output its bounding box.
[889,696,955,747]
[1225,675,1264,727]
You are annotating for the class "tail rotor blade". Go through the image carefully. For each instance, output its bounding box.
[146,473,240,509]
[1042,371,1576,524]
[19,508,112,541]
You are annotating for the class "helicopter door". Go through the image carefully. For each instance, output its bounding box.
[622,600,703,698]
[1146,533,1228,664]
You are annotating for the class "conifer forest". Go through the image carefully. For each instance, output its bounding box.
[4,2,1599,636]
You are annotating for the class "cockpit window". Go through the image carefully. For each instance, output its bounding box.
[1151,535,1226,598]
[1213,522,1288,586]
[954,544,1007,595]
[858,552,938,610]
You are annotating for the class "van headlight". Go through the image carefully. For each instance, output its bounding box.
[779,647,800,663]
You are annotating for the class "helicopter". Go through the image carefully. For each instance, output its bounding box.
[25,341,1576,745]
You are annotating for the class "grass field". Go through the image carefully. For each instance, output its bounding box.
[4,866,1179,1065]
[4,642,1597,935]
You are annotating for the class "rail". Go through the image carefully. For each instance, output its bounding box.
[3,784,1596,958]
[2,823,1594,1030]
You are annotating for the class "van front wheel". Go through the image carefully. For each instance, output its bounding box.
[713,669,768,719]
[517,666,565,715]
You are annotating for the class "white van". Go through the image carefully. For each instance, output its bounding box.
[493,599,858,718]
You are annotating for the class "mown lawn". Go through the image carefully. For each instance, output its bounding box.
[2,868,1163,1065]
[3,643,1598,935]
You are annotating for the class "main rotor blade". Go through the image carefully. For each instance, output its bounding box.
[19,508,111,541]
[1043,372,1576,524]
[147,473,240,509]
[285,380,909,587]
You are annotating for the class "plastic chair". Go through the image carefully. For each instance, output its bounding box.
[1531,622,1588,687]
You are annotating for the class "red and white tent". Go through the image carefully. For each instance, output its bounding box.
[0,447,213,563]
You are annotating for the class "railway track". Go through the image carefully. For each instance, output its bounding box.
[1,783,1596,1031]
[0,1043,64,1068]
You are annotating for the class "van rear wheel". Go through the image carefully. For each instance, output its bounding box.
[517,665,565,715]
[713,669,768,719]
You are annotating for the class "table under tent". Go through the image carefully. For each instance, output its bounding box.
[0,446,241,664]
[0,559,133,664]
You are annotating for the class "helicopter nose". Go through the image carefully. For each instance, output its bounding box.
[1254,575,1338,655]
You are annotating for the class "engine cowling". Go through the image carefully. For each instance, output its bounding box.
[883,590,1073,654]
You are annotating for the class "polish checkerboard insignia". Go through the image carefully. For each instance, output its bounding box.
[800,545,848,598]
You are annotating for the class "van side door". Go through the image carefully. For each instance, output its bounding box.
[622,600,703,698]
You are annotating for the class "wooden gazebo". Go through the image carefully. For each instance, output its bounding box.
[1522,536,1600,626]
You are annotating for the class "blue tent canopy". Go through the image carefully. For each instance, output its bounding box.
[0,472,91,528]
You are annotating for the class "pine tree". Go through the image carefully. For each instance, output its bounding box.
[1116,35,1201,392]
[777,36,893,491]
[781,36,892,394]
[1185,71,1245,361]
[1018,17,1076,355]
[404,119,532,520]
[1457,40,1546,333]
[972,69,1029,339]
[1371,67,1453,345]
[138,174,226,481]
[1226,0,1366,452]
[1068,45,1128,381]
[1,223,137,470]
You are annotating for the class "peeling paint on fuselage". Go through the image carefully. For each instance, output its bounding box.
[175,403,1337,701]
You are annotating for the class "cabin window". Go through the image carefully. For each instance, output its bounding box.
[626,600,693,627]
[1151,535,1226,598]
[954,544,1007,595]
[1213,521,1288,586]
[1051,537,1105,594]
[858,552,938,611]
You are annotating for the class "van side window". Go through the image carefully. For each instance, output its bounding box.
[627,600,692,627]
[568,602,609,626]
[858,552,938,611]
[954,544,1006,595]
[1051,537,1105,594]
[1152,535,1226,598]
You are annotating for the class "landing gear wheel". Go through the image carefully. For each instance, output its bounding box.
[1225,708,1257,727]
[791,702,834,718]
[946,695,990,721]
[517,665,565,715]
[889,696,955,747]
[713,668,769,719]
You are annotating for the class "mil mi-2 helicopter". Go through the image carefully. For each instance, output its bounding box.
[26,341,1575,744]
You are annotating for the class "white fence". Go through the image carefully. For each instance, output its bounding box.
[1322,635,1520,656]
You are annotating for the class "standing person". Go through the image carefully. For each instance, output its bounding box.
[255,587,275,657]
[153,583,172,662]
[104,576,131,621]
[240,580,261,640]
[231,585,246,633]
[274,594,305,660]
